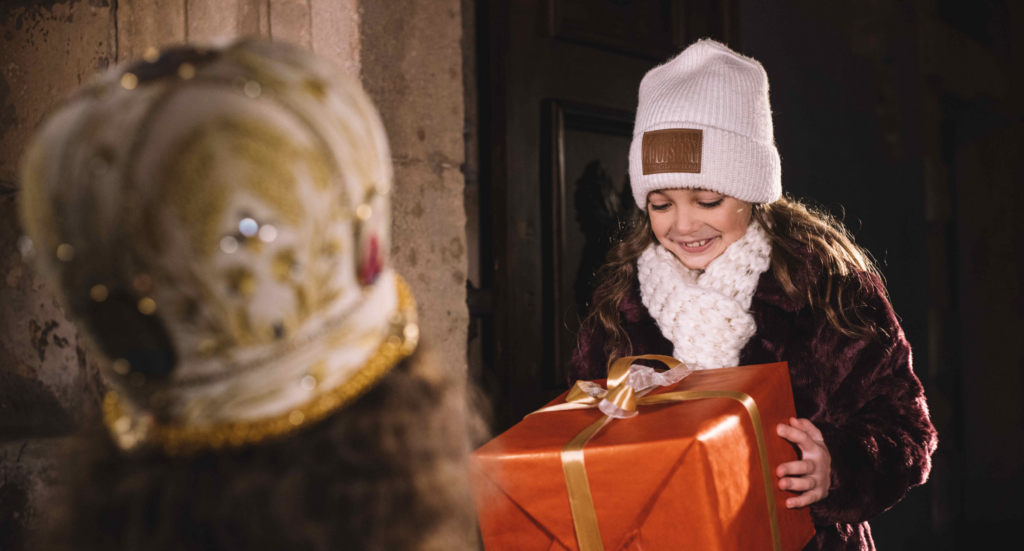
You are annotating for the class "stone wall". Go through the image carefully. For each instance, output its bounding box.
[0,1,467,547]
[360,0,468,374]
[1,2,116,547]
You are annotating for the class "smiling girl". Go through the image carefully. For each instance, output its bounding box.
[569,40,936,551]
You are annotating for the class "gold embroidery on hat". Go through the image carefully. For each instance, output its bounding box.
[103,275,419,456]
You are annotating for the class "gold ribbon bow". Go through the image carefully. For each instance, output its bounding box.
[532,355,781,551]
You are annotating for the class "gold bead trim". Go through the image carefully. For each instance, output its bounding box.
[103,275,418,456]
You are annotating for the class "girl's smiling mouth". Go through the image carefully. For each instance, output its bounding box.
[676,236,719,254]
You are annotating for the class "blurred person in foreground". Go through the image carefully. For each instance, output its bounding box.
[20,40,479,551]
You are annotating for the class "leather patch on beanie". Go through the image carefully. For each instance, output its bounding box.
[642,129,703,175]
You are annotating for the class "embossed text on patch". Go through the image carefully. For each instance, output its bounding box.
[642,128,703,175]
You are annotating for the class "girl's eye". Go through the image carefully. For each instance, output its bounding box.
[698,199,724,209]
[649,203,671,212]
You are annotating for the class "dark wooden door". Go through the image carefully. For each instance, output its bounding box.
[947,104,1024,541]
[477,0,738,430]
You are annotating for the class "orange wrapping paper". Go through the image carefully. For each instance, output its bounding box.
[472,362,816,551]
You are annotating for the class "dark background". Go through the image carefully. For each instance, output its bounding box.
[467,0,1024,548]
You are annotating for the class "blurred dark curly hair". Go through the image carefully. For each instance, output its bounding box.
[45,346,483,551]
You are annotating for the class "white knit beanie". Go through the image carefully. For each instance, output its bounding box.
[629,40,781,208]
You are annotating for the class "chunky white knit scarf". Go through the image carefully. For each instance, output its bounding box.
[637,222,772,370]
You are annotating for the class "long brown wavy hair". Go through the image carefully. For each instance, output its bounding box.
[584,195,884,367]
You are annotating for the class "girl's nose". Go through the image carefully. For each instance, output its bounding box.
[672,208,702,235]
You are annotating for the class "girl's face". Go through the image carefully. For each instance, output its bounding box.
[647,188,752,270]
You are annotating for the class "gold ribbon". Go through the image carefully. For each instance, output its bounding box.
[533,355,781,551]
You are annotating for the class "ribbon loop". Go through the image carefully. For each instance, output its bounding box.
[567,381,604,404]
[599,383,638,419]
[627,362,694,394]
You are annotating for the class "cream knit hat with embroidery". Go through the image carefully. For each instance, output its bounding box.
[20,40,418,455]
[628,39,781,208]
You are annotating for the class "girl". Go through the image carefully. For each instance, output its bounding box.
[570,40,937,551]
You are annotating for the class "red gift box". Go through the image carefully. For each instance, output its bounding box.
[472,357,816,551]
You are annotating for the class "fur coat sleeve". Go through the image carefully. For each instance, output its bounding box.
[569,265,937,551]
[745,268,937,527]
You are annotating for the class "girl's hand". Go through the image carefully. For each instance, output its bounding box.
[776,417,831,508]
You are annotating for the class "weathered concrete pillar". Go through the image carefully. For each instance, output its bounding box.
[116,0,186,60]
[1,2,115,546]
[360,0,468,376]
[0,0,467,546]
[311,0,362,77]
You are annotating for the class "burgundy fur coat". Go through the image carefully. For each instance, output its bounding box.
[569,256,938,551]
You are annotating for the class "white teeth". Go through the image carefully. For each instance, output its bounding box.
[684,239,707,248]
